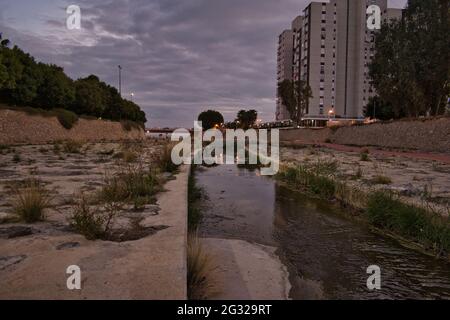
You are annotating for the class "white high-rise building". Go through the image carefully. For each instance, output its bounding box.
[276,0,403,125]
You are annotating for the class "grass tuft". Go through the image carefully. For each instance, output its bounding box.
[63,140,83,153]
[360,151,370,162]
[98,164,161,205]
[12,180,51,223]
[71,194,118,240]
[371,175,392,185]
[187,233,215,300]
[157,143,179,173]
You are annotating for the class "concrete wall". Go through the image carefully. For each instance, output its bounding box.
[0,109,144,145]
[280,117,450,153]
[280,127,332,144]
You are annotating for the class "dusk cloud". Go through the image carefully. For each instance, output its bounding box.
[0,0,407,127]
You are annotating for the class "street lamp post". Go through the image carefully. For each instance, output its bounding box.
[130,92,134,102]
[118,65,122,97]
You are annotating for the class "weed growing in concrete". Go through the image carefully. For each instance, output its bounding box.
[187,233,215,300]
[371,175,392,185]
[12,153,21,163]
[63,140,83,153]
[71,194,118,240]
[12,179,51,223]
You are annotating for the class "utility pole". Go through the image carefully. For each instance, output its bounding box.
[118,65,122,97]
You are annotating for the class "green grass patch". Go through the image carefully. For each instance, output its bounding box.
[367,191,450,255]
[98,164,161,205]
[276,162,337,199]
[188,167,203,232]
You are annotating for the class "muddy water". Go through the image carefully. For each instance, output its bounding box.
[196,165,450,300]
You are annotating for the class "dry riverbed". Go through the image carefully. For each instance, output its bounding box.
[0,140,187,299]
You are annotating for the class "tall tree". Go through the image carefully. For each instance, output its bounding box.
[278,79,312,126]
[236,109,258,129]
[0,39,147,123]
[198,110,224,130]
[369,0,450,117]
[73,75,107,117]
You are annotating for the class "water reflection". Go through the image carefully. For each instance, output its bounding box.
[196,165,450,299]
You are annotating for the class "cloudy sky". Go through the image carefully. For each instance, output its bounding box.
[0,0,407,128]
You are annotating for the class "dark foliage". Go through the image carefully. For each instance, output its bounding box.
[0,41,146,124]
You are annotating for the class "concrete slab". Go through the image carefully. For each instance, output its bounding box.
[0,165,189,300]
[203,238,291,300]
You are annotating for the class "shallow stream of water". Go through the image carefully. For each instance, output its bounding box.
[196,165,450,300]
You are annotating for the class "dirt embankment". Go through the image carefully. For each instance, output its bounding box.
[280,117,450,153]
[0,109,144,145]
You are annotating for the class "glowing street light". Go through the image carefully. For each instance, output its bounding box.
[328,108,335,120]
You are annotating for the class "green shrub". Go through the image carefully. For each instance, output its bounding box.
[12,180,51,223]
[54,108,78,129]
[70,194,118,240]
[360,151,370,162]
[71,196,106,240]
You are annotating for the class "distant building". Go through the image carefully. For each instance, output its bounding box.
[276,0,403,125]
[276,30,294,121]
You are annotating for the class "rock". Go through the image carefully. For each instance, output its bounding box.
[0,212,15,224]
[56,242,80,250]
[0,255,27,270]
[388,183,421,197]
[0,226,35,239]
[162,172,175,180]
